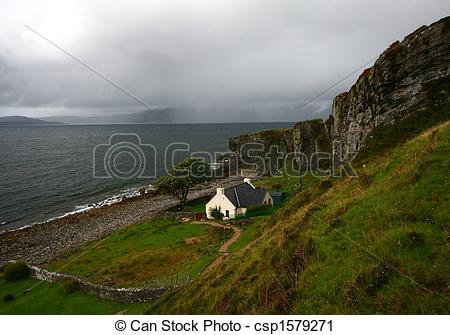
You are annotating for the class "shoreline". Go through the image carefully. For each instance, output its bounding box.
[0,185,154,235]
[0,176,244,267]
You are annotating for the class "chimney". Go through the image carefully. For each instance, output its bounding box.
[216,187,224,195]
[244,178,254,188]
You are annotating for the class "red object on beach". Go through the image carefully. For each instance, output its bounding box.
[195,213,206,220]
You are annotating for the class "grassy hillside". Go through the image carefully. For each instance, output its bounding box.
[49,218,232,287]
[1,105,448,315]
[0,277,148,314]
[356,89,450,165]
[148,117,450,314]
[0,218,231,314]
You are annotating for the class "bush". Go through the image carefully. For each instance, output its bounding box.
[3,262,30,282]
[209,207,224,220]
[358,172,373,188]
[60,279,79,295]
[330,218,345,229]
[3,294,15,303]
[246,204,271,213]
[398,231,426,249]
[319,180,333,190]
[270,183,282,190]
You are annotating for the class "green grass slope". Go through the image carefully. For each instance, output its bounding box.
[149,117,450,314]
[0,277,148,314]
[49,218,232,287]
[1,218,231,314]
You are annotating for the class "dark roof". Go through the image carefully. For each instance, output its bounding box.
[224,183,268,208]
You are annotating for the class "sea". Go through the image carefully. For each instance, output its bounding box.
[0,122,292,232]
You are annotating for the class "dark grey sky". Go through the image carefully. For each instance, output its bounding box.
[0,0,449,121]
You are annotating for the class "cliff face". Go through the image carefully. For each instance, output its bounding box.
[228,119,331,174]
[293,119,331,170]
[229,128,295,175]
[229,128,295,155]
[332,17,450,160]
[228,16,450,174]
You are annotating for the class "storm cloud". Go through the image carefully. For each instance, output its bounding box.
[0,0,449,121]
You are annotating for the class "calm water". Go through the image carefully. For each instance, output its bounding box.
[0,123,292,231]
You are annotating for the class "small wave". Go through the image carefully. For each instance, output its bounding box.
[0,185,154,235]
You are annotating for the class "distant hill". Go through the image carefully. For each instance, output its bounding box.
[0,116,62,125]
[40,107,196,124]
[39,106,326,124]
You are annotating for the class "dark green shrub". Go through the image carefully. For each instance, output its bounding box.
[60,279,79,295]
[209,207,224,220]
[399,231,426,249]
[246,204,271,213]
[3,294,15,303]
[346,262,398,305]
[319,179,333,190]
[358,172,373,188]
[4,262,30,282]
[425,272,447,292]
[270,183,282,190]
[330,219,345,228]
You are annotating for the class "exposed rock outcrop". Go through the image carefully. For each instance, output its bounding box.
[229,128,295,175]
[293,119,331,170]
[229,16,450,171]
[228,119,331,175]
[331,16,450,160]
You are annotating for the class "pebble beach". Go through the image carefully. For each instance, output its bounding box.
[0,176,244,267]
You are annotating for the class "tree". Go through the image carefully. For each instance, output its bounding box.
[4,261,30,282]
[155,158,211,205]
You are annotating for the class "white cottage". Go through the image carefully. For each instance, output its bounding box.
[206,178,273,219]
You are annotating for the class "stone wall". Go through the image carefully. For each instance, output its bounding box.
[157,212,198,220]
[6,261,170,304]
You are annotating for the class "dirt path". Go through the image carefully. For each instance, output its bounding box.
[192,221,241,270]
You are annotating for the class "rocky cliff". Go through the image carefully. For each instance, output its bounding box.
[229,16,450,174]
[293,119,332,170]
[228,119,331,173]
[332,16,450,161]
[229,128,295,175]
